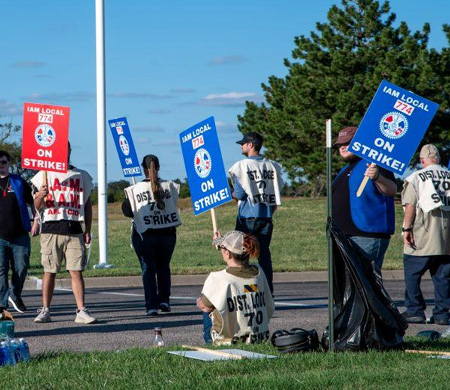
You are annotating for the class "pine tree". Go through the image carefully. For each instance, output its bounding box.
[238,0,450,196]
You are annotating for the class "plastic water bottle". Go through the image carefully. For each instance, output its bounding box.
[19,339,30,362]
[0,341,13,366]
[9,339,23,364]
[152,327,165,347]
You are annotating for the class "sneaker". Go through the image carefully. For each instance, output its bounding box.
[8,296,27,313]
[401,311,426,324]
[34,307,52,323]
[146,309,158,316]
[159,303,171,313]
[75,307,97,324]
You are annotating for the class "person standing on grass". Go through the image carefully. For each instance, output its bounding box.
[31,143,97,324]
[122,154,181,316]
[0,150,39,317]
[401,144,450,325]
[332,126,396,275]
[197,230,275,345]
[228,132,283,294]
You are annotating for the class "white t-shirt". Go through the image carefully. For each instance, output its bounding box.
[229,158,283,206]
[202,265,275,345]
[31,168,93,222]
[124,179,181,233]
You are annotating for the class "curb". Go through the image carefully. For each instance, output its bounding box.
[23,269,413,291]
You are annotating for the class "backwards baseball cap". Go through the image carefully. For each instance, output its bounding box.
[334,126,357,145]
[236,132,263,146]
[420,144,440,159]
[213,231,245,255]
[141,154,160,170]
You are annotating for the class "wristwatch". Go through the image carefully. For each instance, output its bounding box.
[401,227,413,232]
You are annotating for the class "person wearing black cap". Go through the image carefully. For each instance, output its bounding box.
[122,154,181,316]
[228,132,283,293]
[332,126,396,275]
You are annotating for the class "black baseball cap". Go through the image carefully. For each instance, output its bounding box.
[236,132,263,146]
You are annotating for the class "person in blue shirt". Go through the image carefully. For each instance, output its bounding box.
[0,150,39,316]
[332,127,396,274]
[228,132,283,293]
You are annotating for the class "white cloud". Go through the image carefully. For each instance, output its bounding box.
[137,137,150,144]
[147,108,171,114]
[201,91,262,107]
[12,61,46,68]
[170,88,195,94]
[204,92,256,100]
[209,55,246,65]
[22,91,95,102]
[134,126,165,133]
[109,92,172,99]
[0,100,21,116]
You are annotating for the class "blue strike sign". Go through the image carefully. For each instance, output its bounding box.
[349,80,439,175]
[108,117,142,178]
[179,116,232,215]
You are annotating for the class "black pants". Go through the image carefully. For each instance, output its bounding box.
[132,233,176,310]
[235,217,274,293]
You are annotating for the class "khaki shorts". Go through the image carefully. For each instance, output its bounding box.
[40,233,87,273]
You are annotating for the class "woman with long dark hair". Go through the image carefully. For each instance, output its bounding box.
[122,155,181,316]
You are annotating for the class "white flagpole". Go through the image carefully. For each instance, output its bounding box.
[94,0,113,269]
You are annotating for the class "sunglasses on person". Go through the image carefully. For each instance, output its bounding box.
[0,160,9,165]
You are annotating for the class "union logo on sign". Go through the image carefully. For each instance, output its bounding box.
[35,124,56,147]
[193,148,212,178]
[119,135,130,156]
[379,111,409,139]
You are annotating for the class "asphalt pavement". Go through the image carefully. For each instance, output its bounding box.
[6,270,448,357]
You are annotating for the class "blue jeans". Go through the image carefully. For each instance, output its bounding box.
[348,236,390,274]
[403,254,450,320]
[236,218,274,293]
[132,233,176,310]
[202,312,213,344]
[0,235,30,309]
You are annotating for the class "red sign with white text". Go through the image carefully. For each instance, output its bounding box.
[22,102,70,173]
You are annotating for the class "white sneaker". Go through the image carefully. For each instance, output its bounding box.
[34,307,52,323]
[75,307,97,324]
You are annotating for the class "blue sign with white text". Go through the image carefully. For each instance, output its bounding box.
[180,116,232,215]
[349,80,439,175]
[108,117,142,178]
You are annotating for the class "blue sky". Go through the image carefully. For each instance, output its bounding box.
[1,1,449,183]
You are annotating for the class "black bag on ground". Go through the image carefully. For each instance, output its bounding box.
[271,328,320,353]
[325,220,408,351]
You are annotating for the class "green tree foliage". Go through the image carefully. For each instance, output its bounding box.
[237,0,450,196]
[173,178,191,198]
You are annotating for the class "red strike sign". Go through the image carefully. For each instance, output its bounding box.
[22,102,70,173]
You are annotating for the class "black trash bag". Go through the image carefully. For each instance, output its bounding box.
[324,220,408,351]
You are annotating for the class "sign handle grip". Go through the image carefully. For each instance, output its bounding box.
[43,170,48,202]
[356,163,376,197]
[132,177,137,185]
[210,208,218,233]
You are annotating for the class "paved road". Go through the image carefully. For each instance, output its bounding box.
[9,278,448,356]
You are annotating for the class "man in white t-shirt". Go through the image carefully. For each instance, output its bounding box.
[401,144,450,325]
[31,143,97,324]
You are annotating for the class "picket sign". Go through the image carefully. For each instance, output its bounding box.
[179,116,232,233]
[349,80,439,196]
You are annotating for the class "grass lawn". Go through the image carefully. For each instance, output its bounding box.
[2,339,450,389]
[27,197,406,278]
